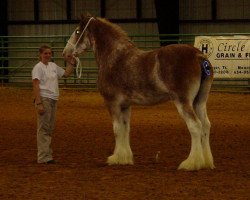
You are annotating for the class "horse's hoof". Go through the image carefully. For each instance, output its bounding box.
[107,155,134,165]
[204,162,215,169]
[203,156,215,169]
[178,158,205,171]
[107,155,118,165]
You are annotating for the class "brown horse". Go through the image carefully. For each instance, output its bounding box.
[63,15,215,171]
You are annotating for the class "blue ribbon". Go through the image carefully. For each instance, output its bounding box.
[202,60,211,76]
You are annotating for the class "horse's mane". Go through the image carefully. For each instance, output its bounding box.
[95,17,130,41]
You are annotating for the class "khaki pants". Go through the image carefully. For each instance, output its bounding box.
[37,97,57,163]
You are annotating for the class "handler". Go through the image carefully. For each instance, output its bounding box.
[32,44,75,164]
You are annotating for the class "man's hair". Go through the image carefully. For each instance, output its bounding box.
[39,44,52,54]
[38,45,53,61]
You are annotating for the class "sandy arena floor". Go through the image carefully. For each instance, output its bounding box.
[0,88,249,199]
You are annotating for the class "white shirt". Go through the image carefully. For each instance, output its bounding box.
[32,61,65,100]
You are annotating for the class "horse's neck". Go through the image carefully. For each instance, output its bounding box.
[92,34,139,68]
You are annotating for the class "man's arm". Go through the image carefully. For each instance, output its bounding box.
[32,78,45,114]
[63,56,76,78]
[32,79,41,104]
[63,63,74,78]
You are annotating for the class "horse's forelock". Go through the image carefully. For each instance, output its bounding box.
[79,17,91,30]
[78,13,94,31]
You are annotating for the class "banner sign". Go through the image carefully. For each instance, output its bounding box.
[194,36,250,78]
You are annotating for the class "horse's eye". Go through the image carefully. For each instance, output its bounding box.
[76,30,81,34]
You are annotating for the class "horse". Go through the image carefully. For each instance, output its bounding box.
[63,15,215,171]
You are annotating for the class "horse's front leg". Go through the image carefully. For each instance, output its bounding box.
[107,103,133,165]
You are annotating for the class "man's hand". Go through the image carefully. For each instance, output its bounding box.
[65,55,76,66]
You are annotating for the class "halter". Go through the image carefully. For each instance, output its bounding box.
[67,17,94,53]
[67,17,94,78]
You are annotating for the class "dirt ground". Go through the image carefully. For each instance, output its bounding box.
[0,88,249,200]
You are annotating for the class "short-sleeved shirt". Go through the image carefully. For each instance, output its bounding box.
[32,61,65,100]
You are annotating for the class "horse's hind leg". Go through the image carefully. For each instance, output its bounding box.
[194,102,214,169]
[107,102,133,165]
[174,101,206,170]
[193,81,215,169]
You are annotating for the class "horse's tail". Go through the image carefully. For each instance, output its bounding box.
[194,54,214,105]
[199,54,213,80]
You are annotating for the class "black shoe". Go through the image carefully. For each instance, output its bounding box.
[46,160,56,164]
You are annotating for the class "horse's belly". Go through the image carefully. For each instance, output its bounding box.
[130,91,171,106]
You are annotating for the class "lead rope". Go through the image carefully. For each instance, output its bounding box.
[75,57,82,78]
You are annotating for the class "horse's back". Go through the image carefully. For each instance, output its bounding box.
[159,44,202,64]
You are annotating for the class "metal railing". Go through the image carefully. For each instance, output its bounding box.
[0,34,249,92]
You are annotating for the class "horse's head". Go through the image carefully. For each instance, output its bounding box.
[63,15,94,60]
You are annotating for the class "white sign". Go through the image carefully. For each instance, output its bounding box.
[194,36,250,78]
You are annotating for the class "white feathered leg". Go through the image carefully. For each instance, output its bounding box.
[107,105,133,165]
[175,102,205,171]
[195,104,215,169]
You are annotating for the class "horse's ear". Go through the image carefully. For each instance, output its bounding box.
[86,12,92,18]
[80,13,92,20]
[80,14,85,21]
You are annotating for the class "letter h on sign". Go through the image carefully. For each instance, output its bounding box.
[201,44,208,54]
